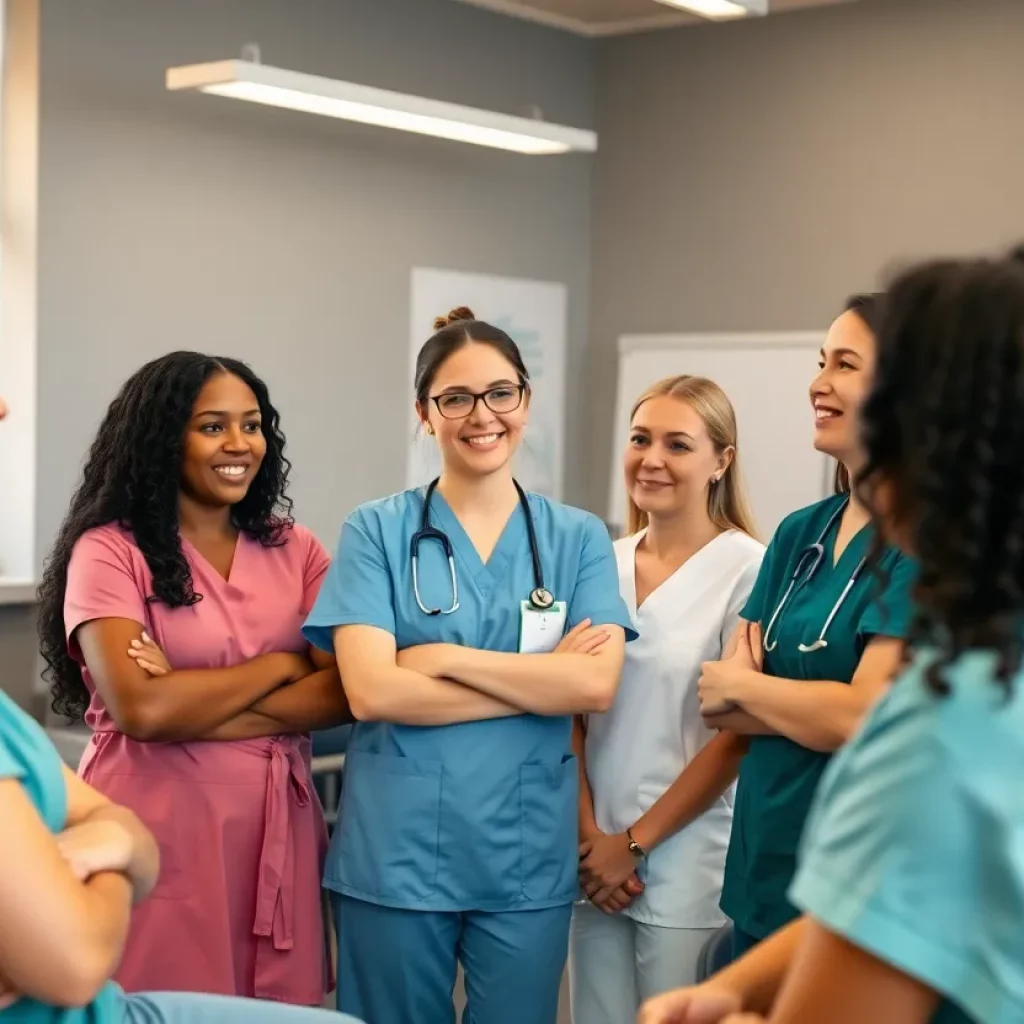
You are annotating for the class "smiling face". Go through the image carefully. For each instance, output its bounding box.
[417,341,529,480]
[179,371,268,508]
[811,309,878,471]
[625,394,730,524]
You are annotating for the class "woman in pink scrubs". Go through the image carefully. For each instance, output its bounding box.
[36,351,352,1004]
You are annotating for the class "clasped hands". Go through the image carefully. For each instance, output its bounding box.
[697,621,763,720]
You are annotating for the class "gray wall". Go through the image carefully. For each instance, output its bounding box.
[1,0,595,711]
[587,0,1024,511]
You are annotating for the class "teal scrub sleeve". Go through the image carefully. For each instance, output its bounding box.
[302,511,396,652]
[790,672,1024,1024]
[740,534,778,625]
[567,515,638,640]
[0,731,23,780]
[861,553,917,640]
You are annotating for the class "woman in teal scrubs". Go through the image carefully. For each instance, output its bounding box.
[0,394,360,1024]
[695,294,916,958]
[638,249,1024,1024]
[303,307,635,1024]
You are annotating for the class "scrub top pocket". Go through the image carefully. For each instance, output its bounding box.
[519,755,579,902]
[337,751,444,902]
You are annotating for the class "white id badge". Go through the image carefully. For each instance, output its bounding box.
[518,600,568,654]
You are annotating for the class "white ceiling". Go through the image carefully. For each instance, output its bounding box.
[452,0,859,35]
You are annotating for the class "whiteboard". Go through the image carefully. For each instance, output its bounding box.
[607,332,833,542]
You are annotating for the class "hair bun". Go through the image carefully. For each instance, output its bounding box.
[1008,244,1024,267]
[433,306,476,331]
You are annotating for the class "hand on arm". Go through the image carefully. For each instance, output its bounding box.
[638,919,808,1024]
[78,618,309,742]
[398,620,627,716]
[699,622,778,738]
[0,770,154,1008]
[701,630,903,752]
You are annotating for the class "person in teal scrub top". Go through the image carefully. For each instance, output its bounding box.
[303,307,635,1024]
[695,293,916,958]
[0,394,361,1024]
[638,246,1024,1024]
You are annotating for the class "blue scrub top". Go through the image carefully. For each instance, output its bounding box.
[0,690,123,1024]
[304,487,635,913]
[792,646,1024,1024]
[720,493,917,940]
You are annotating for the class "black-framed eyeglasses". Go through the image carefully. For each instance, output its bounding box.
[430,384,526,420]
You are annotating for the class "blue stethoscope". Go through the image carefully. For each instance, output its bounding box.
[762,499,868,654]
[411,477,555,617]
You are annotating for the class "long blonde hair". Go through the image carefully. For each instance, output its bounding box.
[625,375,758,539]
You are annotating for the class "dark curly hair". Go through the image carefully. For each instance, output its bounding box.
[857,247,1024,697]
[38,351,294,720]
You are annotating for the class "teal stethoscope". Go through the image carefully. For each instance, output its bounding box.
[762,499,868,654]
[411,477,556,617]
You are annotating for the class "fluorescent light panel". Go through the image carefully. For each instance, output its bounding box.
[166,61,597,156]
[653,0,768,19]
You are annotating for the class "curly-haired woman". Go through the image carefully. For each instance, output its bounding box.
[37,352,352,1003]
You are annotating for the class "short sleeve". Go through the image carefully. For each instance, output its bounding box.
[297,526,332,615]
[568,515,637,640]
[302,512,396,652]
[860,553,917,641]
[722,550,764,649]
[64,528,148,646]
[791,675,1024,1023]
[0,733,24,781]
[740,535,778,625]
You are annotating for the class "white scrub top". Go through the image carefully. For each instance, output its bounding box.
[584,529,765,928]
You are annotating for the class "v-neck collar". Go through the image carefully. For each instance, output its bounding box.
[180,531,244,588]
[824,505,871,573]
[429,489,527,591]
[626,528,737,615]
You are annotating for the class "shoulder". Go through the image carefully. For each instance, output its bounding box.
[346,489,423,533]
[70,523,141,567]
[723,530,766,567]
[773,494,845,547]
[530,494,609,539]
[265,521,329,566]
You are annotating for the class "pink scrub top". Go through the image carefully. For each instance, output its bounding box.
[64,522,332,1005]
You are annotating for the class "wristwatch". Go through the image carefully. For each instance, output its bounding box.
[626,827,648,860]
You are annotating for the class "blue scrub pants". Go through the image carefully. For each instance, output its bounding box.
[119,992,361,1024]
[332,893,572,1024]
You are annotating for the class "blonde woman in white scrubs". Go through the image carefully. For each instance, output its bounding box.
[569,376,764,1023]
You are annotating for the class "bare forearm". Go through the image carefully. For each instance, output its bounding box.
[706,709,778,737]
[443,647,621,715]
[248,669,354,732]
[352,667,522,726]
[718,918,807,1015]
[573,717,599,838]
[112,657,297,742]
[630,732,745,852]
[733,671,871,751]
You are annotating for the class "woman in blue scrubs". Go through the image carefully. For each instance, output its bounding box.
[304,307,635,1024]
[638,248,1024,1024]
[696,294,917,958]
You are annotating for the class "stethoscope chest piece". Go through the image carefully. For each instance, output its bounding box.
[529,587,555,611]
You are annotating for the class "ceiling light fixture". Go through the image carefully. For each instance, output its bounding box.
[653,0,768,20]
[166,56,597,156]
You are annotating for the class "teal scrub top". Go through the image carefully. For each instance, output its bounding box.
[303,487,636,913]
[791,646,1024,1024]
[0,690,122,1024]
[720,494,916,940]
